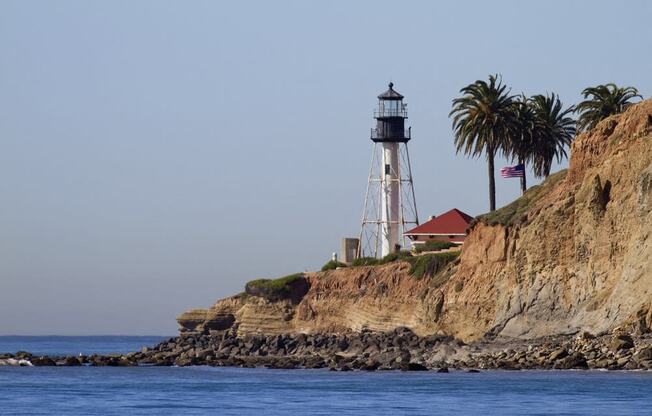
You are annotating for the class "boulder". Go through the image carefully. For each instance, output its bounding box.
[58,356,81,366]
[402,362,428,371]
[554,353,588,369]
[548,348,569,361]
[15,351,32,359]
[609,334,634,352]
[30,356,56,366]
[361,359,380,371]
[337,338,350,351]
[635,346,652,361]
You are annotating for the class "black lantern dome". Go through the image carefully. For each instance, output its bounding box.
[377,81,404,100]
[371,82,410,143]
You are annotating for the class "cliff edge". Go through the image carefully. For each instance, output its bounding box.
[179,99,652,342]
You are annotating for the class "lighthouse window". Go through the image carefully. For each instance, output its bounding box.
[385,164,390,175]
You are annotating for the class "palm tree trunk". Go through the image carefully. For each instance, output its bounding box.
[519,157,527,195]
[488,147,496,211]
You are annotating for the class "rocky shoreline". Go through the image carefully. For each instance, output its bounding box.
[3,328,652,371]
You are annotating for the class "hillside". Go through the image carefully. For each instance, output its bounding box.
[178,99,652,342]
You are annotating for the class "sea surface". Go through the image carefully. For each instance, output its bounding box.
[1,336,652,415]
[0,335,170,356]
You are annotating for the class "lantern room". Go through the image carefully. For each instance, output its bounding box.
[371,82,411,143]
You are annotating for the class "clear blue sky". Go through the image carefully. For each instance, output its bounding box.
[1,0,650,335]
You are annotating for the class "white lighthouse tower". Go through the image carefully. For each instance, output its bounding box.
[359,83,419,258]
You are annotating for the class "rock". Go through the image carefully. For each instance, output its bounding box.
[194,348,213,361]
[15,351,32,359]
[0,358,32,366]
[270,357,297,369]
[361,360,380,371]
[303,356,326,369]
[337,338,350,351]
[8,328,634,373]
[404,362,428,371]
[496,360,520,370]
[436,366,449,373]
[616,357,630,367]
[58,356,81,366]
[594,358,612,369]
[555,353,588,369]
[174,356,196,367]
[549,348,569,361]
[577,331,595,340]
[609,334,634,352]
[635,346,652,361]
[30,356,56,366]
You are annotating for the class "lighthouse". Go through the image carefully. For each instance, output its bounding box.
[359,83,419,258]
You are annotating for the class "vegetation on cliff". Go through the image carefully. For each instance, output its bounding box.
[350,249,459,279]
[413,240,457,253]
[475,169,567,227]
[351,256,380,266]
[450,75,641,210]
[321,260,348,271]
[449,74,515,211]
[353,250,459,280]
[576,84,642,131]
[245,273,308,302]
[408,252,460,280]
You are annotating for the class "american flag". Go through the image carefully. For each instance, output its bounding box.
[500,164,525,178]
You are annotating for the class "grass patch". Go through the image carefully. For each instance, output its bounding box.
[407,252,460,280]
[475,169,567,227]
[351,256,380,267]
[413,240,457,253]
[321,260,348,271]
[347,250,459,282]
[378,251,413,264]
[245,273,305,301]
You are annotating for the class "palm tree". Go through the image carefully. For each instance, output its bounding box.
[450,74,517,211]
[576,83,642,131]
[529,93,576,177]
[506,95,538,194]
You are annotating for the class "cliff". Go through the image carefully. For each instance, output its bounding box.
[179,99,652,342]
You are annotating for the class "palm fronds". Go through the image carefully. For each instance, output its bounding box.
[576,83,642,131]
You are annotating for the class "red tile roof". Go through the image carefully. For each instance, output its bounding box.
[404,208,473,235]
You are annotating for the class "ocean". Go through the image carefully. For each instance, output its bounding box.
[1,336,651,415]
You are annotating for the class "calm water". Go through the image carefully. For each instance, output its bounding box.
[1,337,652,415]
[0,336,170,356]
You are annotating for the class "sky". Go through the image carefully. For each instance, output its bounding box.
[1,0,651,335]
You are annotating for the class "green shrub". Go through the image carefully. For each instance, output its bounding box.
[407,252,460,280]
[245,273,306,301]
[351,257,379,267]
[414,240,457,253]
[321,260,348,271]
[378,251,413,264]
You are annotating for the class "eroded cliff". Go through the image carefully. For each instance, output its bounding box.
[179,99,652,342]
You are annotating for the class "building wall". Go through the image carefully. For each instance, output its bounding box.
[409,234,466,244]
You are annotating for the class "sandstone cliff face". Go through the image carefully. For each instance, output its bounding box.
[179,262,448,337]
[179,100,652,342]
